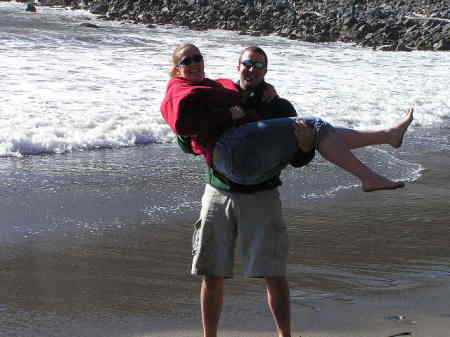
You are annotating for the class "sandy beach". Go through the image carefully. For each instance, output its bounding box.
[1,143,449,337]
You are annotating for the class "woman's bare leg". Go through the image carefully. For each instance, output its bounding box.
[336,108,414,149]
[293,110,412,192]
[317,132,404,192]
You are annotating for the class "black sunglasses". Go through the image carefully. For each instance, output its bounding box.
[178,54,204,66]
[241,59,266,69]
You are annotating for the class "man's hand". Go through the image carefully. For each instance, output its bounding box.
[293,120,314,152]
[230,106,246,120]
[261,83,278,102]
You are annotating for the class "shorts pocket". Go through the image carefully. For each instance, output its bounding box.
[192,218,202,256]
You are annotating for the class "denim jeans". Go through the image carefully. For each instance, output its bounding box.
[213,117,334,186]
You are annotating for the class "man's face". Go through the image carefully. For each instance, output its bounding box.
[237,50,267,90]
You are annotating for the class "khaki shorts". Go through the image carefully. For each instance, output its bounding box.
[191,184,288,278]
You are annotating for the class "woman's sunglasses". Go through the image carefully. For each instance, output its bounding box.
[178,54,204,66]
[241,60,266,69]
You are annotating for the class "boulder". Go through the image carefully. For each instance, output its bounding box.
[78,22,101,28]
[376,44,394,51]
[395,43,414,51]
[89,0,108,15]
[26,2,37,12]
[433,38,450,51]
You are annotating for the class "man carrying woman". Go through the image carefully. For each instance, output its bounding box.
[161,43,413,337]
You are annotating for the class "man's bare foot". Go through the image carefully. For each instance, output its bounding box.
[388,108,414,148]
[294,120,314,152]
[362,174,405,192]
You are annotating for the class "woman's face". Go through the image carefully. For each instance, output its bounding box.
[176,46,205,82]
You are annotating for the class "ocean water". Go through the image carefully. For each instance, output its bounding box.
[1,2,449,158]
[3,2,448,209]
[1,0,450,311]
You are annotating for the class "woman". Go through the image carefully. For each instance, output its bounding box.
[161,44,413,192]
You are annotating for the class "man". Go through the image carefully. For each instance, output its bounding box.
[177,46,314,337]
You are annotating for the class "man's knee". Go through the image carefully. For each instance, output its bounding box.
[203,275,225,290]
[265,276,288,288]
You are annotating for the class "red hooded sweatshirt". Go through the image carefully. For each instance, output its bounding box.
[160,77,260,167]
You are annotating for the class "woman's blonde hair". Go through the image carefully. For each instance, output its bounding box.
[169,43,198,77]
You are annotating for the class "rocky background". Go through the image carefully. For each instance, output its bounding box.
[14,0,450,51]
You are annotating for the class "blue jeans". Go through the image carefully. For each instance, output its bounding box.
[213,117,334,185]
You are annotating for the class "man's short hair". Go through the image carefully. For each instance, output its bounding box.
[239,46,268,66]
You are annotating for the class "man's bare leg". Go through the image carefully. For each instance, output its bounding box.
[336,108,414,149]
[201,276,224,337]
[266,276,291,337]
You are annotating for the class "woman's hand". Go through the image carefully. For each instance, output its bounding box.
[230,106,246,120]
[262,83,278,102]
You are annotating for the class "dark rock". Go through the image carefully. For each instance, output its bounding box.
[249,30,262,36]
[396,43,414,51]
[37,0,450,52]
[343,16,358,28]
[26,2,36,12]
[376,44,394,51]
[90,0,108,15]
[433,38,450,51]
[78,22,101,28]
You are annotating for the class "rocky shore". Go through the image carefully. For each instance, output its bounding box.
[12,0,450,51]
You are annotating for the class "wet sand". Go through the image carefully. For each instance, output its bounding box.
[1,147,450,337]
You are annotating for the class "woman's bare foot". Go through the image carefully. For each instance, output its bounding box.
[294,120,314,152]
[362,173,405,192]
[388,108,414,148]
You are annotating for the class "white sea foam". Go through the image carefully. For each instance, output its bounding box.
[1,2,449,157]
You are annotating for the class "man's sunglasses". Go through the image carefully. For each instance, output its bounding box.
[178,54,204,66]
[241,60,266,69]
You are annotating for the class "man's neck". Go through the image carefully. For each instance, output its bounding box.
[236,80,265,92]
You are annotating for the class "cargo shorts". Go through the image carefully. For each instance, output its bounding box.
[191,184,288,278]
